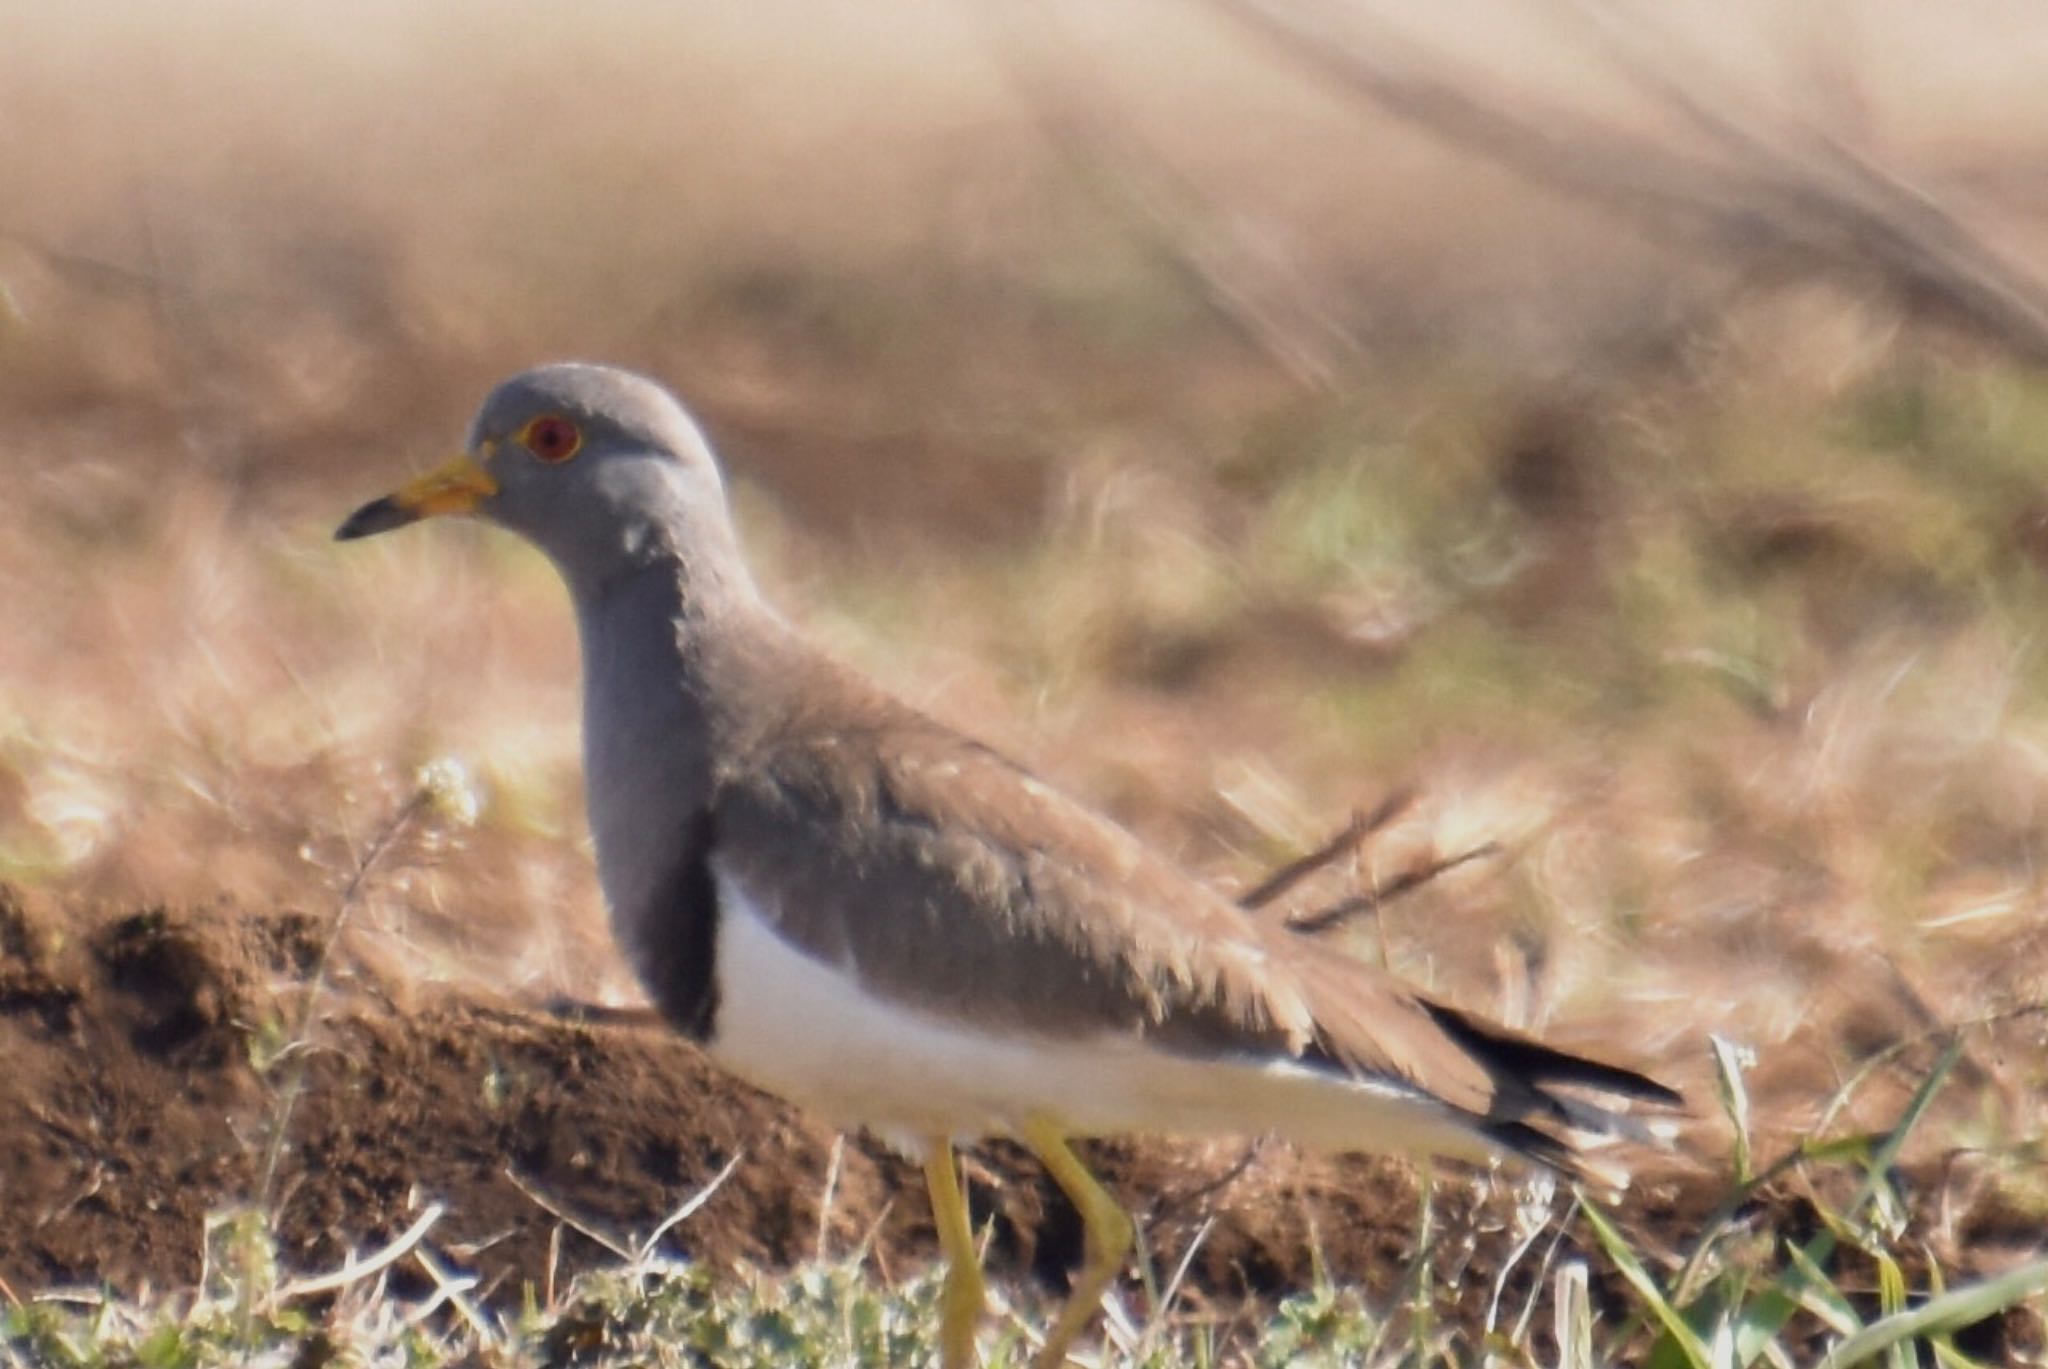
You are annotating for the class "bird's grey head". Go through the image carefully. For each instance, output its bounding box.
[336,363,753,602]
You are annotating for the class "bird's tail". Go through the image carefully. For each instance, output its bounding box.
[1420,1001,1686,1187]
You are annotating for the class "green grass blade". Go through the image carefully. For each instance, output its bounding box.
[1581,1202,1715,1369]
[1782,1237,1858,1337]
[1849,1036,1964,1224]
[1820,1258,2048,1368]
[1727,1280,1794,1368]
[1872,1251,1910,1369]
[1709,1035,1756,1187]
[1928,1334,1996,1369]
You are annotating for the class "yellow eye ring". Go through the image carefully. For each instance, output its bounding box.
[521,414,583,463]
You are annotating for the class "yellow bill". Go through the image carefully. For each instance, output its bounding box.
[335,450,499,541]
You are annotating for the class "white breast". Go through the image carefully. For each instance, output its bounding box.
[706,868,1501,1165]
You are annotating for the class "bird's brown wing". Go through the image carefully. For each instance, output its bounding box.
[705,662,1679,1144]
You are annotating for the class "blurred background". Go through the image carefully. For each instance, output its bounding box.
[7,0,2048,1254]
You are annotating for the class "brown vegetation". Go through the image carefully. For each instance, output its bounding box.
[4,0,2048,1354]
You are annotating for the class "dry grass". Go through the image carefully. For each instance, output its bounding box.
[5,0,2048,1359]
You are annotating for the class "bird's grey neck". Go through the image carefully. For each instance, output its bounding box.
[552,505,756,613]
[571,557,742,786]
[572,559,744,947]
[566,544,795,1033]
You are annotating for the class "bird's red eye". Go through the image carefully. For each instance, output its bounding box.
[524,415,582,463]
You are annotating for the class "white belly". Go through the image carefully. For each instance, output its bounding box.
[706,869,1501,1164]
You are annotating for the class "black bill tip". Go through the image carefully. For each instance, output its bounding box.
[334,496,418,542]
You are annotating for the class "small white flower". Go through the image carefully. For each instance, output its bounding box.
[415,756,481,828]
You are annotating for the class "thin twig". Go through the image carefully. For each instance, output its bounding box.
[275,1203,445,1301]
[1145,1141,1264,1226]
[1099,1283,1143,1357]
[543,1223,562,1312]
[406,1245,496,1342]
[634,1150,745,1266]
[1513,1193,1585,1349]
[1285,842,1501,935]
[815,1133,847,1264]
[258,788,433,1210]
[501,1169,633,1263]
[1140,1215,1218,1359]
[501,1151,745,1271]
[1238,788,1415,911]
[1815,1003,2048,1138]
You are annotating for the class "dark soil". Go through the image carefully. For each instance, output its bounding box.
[0,886,2038,1361]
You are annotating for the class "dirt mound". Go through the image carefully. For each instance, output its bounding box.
[0,886,2036,1360]
[0,887,874,1301]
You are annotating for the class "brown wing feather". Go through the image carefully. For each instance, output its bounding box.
[708,650,1672,1148]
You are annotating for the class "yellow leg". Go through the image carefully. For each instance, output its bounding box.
[923,1141,986,1369]
[1019,1117,1135,1369]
